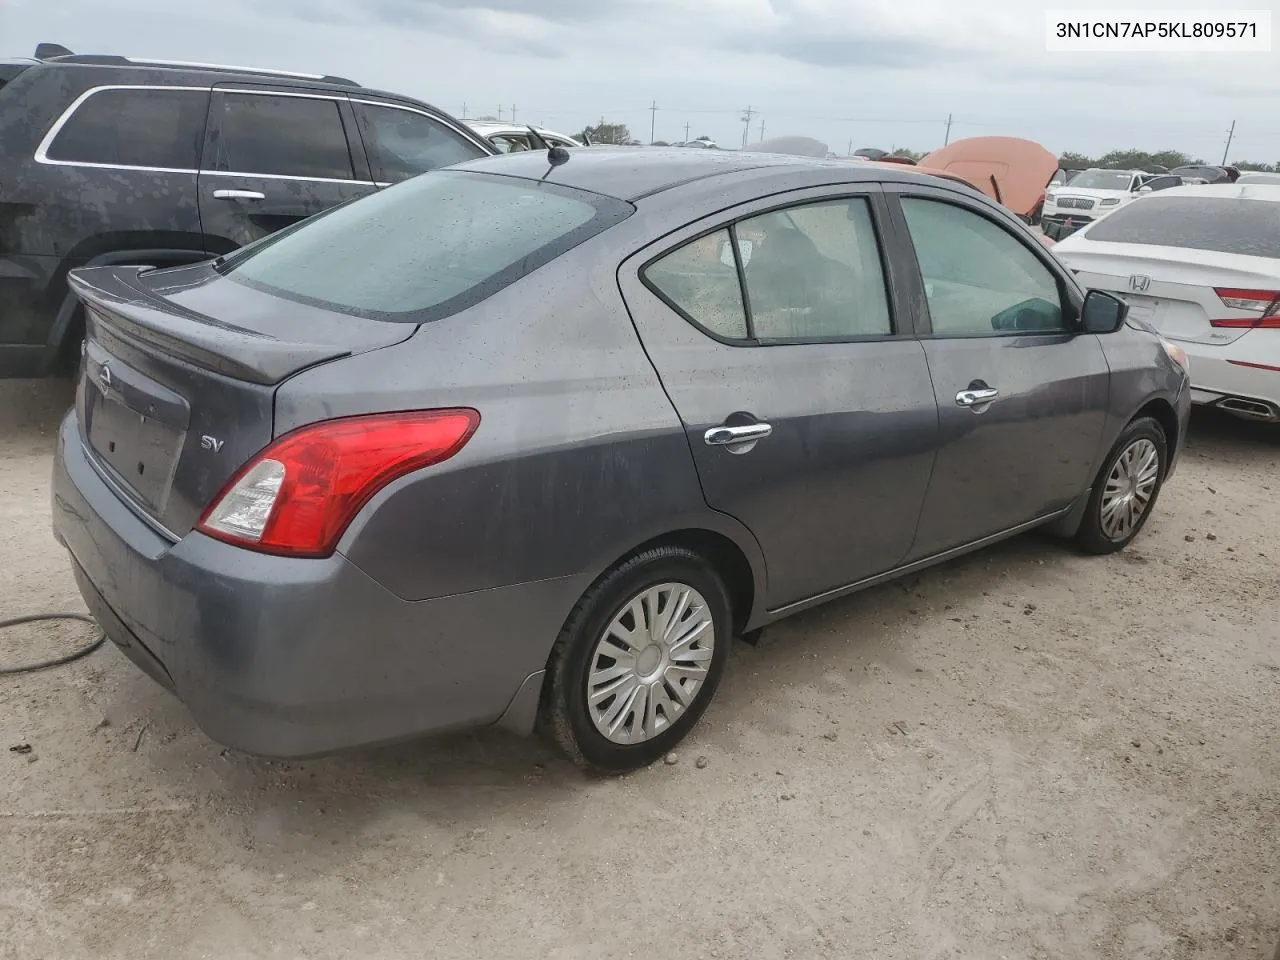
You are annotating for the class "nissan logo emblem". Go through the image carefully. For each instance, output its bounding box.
[98,362,112,393]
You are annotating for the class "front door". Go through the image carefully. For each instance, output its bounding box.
[198,86,375,253]
[885,187,1110,559]
[620,188,939,610]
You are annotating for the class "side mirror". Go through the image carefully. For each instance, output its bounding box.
[1081,289,1128,334]
[1138,185,1153,193]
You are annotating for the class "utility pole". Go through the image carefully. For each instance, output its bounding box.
[944,113,953,146]
[1222,120,1236,164]
[684,121,691,143]
[847,138,853,156]
[497,105,503,121]
[462,101,468,119]
[511,104,516,123]
[758,118,765,142]
[741,105,755,149]
[649,100,658,145]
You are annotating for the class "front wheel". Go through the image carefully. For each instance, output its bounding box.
[540,546,733,773]
[1075,417,1168,554]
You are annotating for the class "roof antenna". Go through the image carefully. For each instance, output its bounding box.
[35,42,74,60]
[540,145,571,181]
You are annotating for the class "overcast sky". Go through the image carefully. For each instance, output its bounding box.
[4,0,1278,160]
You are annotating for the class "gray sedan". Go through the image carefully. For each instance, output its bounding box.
[52,148,1191,772]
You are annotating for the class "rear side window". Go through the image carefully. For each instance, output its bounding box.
[353,102,486,183]
[209,93,354,180]
[643,196,892,342]
[644,229,748,339]
[218,170,632,320]
[44,87,208,170]
[1084,196,1280,258]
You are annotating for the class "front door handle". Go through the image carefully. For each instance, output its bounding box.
[956,387,999,407]
[704,423,773,446]
[213,189,266,201]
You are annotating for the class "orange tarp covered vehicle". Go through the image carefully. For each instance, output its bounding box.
[920,136,1060,220]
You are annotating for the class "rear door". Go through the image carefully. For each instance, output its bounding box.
[884,185,1110,558]
[620,186,939,611]
[197,85,375,252]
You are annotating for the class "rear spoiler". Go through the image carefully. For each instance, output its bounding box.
[67,266,349,385]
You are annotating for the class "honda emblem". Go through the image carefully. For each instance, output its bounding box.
[1129,274,1151,292]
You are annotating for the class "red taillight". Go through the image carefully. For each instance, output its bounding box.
[196,409,480,558]
[1211,288,1280,329]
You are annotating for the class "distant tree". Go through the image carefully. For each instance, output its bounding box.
[1232,160,1277,172]
[888,145,926,162]
[651,140,671,147]
[579,121,632,145]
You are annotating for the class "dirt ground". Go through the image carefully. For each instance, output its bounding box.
[1,377,1278,960]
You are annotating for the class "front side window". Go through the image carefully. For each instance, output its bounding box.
[45,87,208,170]
[354,103,486,183]
[209,93,354,180]
[900,197,1065,336]
[643,196,893,342]
[218,170,632,320]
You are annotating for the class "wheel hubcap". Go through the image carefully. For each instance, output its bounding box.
[1100,438,1159,540]
[586,582,716,745]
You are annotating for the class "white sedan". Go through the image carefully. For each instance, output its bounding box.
[1052,183,1280,423]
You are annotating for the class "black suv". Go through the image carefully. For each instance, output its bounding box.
[0,45,495,377]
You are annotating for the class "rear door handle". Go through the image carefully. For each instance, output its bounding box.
[212,189,265,201]
[956,387,999,406]
[704,423,772,446]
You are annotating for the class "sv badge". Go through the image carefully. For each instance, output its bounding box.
[200,435,224,453]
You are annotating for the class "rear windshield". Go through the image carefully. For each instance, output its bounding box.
[218,170,632,320]
[1084,195,1280,258]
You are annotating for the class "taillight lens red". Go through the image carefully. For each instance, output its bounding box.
[1210,288,1280,328]
[196,409,480,558]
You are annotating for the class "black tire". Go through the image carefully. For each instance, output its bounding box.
[1075,416,1168,555]
[540,546,733,773]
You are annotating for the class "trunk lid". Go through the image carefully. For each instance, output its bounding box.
[1056,242,1280,346]
[69,262,417,536]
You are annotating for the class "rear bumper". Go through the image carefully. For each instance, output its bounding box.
[51,411,577,757]
[1182,340,1280,421]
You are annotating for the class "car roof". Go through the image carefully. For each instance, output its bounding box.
[1144,183,1280,202]
[457,146,959,202]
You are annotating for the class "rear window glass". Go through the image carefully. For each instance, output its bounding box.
[1084,196,1280,258]
[218,170,632,320]
[45,87,208,170]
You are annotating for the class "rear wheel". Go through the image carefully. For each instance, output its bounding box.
[1075,416,1168,554]
[541,546,733,772]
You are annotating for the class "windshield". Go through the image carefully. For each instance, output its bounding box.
[1083,196,1280,258]
[1068,170,1134,191]
[218,171,632,320]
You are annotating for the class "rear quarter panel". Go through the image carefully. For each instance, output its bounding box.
[272,231,768,612]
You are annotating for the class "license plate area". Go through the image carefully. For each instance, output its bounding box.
[83,340,189,512]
